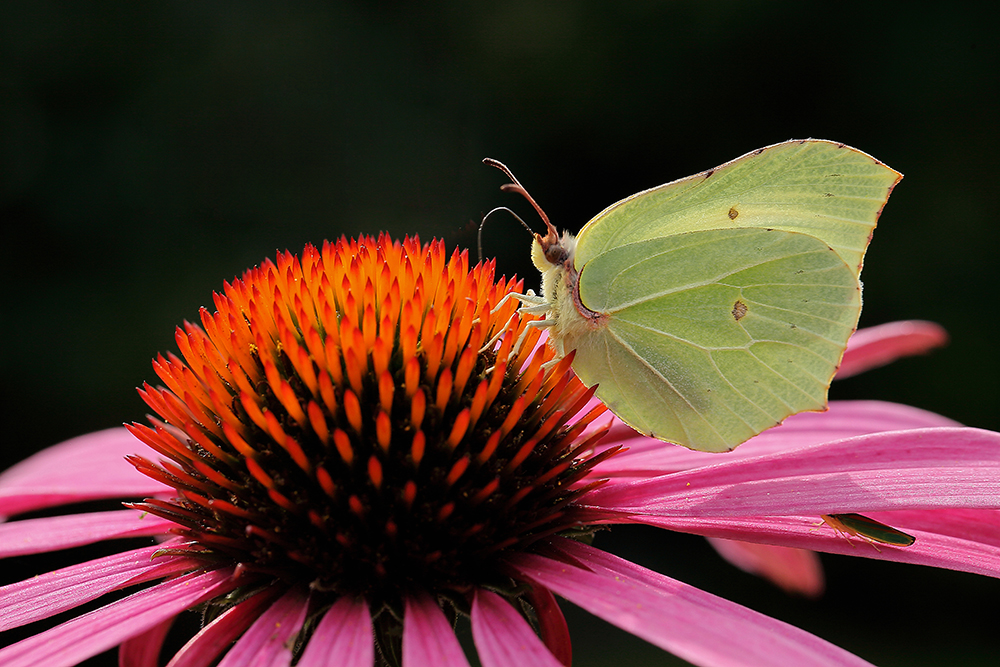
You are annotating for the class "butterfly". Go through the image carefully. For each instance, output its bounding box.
[489,139,901,452]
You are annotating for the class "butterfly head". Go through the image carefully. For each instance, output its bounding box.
[531,219,575,272]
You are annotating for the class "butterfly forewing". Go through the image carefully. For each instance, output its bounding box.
[573,139,901,273]
[571,228,861,451]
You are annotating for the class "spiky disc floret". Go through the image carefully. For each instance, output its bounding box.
[126,234,615,607]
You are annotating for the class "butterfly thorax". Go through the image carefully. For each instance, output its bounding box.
[532,230,606,357]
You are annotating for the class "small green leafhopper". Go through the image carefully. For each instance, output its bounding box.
[821,513,916,549]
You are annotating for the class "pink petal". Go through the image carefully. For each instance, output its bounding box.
[586,427,1000,516]
[0,567,237,667]
[0,428,170,518]
[471,589,563,667]
[707,538,824,597]
[740,400,960,450]
[297,596,374,667]
[838,320,948,379]
[119,617,175,667]
[217,586,309,667]
[166,587,285,667]
[590,400,960,479]
[0,509,175,557]
[403,590,471,667]
[632,513,1000,579]
[508,539,874,667]
[0,544,200,632]
[523,584,571,667]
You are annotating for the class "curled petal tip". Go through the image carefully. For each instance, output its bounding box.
[838,320,948,379]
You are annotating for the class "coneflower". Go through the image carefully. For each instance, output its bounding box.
[1,236,997,667]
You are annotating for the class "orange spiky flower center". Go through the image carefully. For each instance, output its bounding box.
[127,234,615,609]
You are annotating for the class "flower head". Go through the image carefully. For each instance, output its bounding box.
[1,235,998,667]
[125,234,612,614]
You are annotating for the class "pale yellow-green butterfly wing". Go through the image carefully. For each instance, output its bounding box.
[557,140,900,452]
[574,139,901,273]
[565,227,861,451]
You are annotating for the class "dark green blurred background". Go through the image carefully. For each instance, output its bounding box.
[1,2,997,666]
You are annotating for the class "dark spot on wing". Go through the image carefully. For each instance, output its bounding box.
[728,206,739,220]
[732,300,748,321]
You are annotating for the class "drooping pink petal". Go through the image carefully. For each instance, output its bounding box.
[0,509,175,557]
[523,583,571,667]
[0,428,170,519]
[590,401,960,479]
[707,538,824,597]
[166,586,285,667]
[297,595,374,667]
[838,320,948,379]
[403,590,471,667]
[632,513,1000,579]
[586,427,1000,517]
[0,544,201,632]
[119,617,175,667]
[471,589,563,667]
[509,539,875,667]
[0,567,237,667]
[217,586,309,667]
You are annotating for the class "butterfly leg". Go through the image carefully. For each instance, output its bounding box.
[510,317,558,359]
[479,290,553,354]
[489,289,545,316]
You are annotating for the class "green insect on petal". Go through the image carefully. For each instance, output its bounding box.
[822,513,917,547]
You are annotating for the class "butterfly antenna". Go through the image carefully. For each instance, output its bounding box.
[478,206,535,263]
[483,158,552,230]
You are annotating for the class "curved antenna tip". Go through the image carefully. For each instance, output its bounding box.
[482,158,551,230]
[478,206,535,262]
